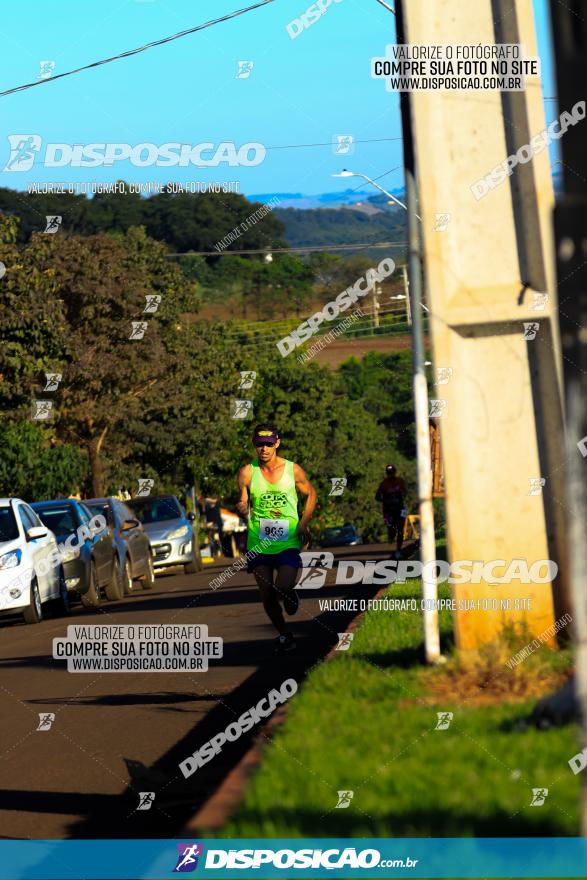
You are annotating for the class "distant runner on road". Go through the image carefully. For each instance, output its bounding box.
[376,464,407,559]
[236,423,317,653]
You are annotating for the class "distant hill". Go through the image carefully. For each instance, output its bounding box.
[274,204,407,251]
[249,188,406,210]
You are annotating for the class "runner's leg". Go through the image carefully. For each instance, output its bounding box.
[274,565,298,603]
[253,565,287,634]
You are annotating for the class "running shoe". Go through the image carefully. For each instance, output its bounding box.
[274,632,296,653]
[283,589,299,616]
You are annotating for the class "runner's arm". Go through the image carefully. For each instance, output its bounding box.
[293,464,317,535]
[375,482,384,502]
[235,465,251,518]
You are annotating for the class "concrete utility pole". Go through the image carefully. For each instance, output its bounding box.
[397,0,567,648]
[548,0,587,834]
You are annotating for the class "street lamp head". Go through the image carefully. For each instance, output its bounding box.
[332,169,355,178]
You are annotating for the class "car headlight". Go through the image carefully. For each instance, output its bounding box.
[168,525,188,540]
[60,547,80,563]
[0,548,22,570]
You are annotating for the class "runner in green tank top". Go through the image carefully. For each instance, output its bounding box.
[236,423,317,653]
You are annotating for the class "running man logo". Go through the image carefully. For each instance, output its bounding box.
[579,436,587,458]
[528,477,546,496]
[43,373,62,392]
[530,788,549,806]
[336,632,354,651]
[333,135,354,155]
[529,292,549,311]
[129,321,148,340]
[0,261,5,279]
[238,371,257,390]
[231,399,253,419]
[4,134,42,171]
[433,212,451,231]
[236,61,254,79]
[37,713,55,731]
[31,400,53,421]
[39,61,55,80]
[137,792,155,811]
[435,367,453,386]
[173,843,204,873]
[523,322,540,340]
[44,215,62,234]
[435,712,453,730]
[144,294,162,314]
[335,790,354,809]
[329,477,347,496]
[429,399,447,418]
[296,551,334,589]
[137,478,154,497]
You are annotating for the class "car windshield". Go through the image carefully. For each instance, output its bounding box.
[35,506,78,536]
[323,526,354,539]
[86,502,113,527]
[0,507,19,542]
[128,497,182,524]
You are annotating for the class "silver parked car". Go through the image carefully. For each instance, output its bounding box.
[127,495,197,575]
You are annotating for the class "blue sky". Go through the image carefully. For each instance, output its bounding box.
[0,0,556,198]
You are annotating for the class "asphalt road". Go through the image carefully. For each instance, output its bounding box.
[0,544,392,840]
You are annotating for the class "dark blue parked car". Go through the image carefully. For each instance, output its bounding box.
[31,498,121,606]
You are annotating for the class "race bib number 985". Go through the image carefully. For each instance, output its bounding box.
[260,518,290,541]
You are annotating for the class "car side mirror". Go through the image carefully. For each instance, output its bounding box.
[27,526,47,541]
[187,511,196,522]
[121,518,140,531]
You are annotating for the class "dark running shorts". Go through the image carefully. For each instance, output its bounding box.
[384,509,405,528]
[247,547,302,573]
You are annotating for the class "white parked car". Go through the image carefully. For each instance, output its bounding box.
[0,498,69,624]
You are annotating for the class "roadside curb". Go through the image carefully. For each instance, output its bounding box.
[180,582,389,834]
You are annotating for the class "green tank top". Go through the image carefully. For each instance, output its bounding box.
[247,459,302,554]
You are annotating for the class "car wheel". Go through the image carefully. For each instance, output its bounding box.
[141,555,155,590]
[81,560,100,608]
[121,558,133,595]
[54,567,70,616]
[105,556,123,601]
[23,577,43,624]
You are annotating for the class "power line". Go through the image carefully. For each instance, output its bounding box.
[166,241,408,257]
[0,0,275,99]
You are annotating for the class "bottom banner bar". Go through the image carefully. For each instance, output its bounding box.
[1,837,586,879]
